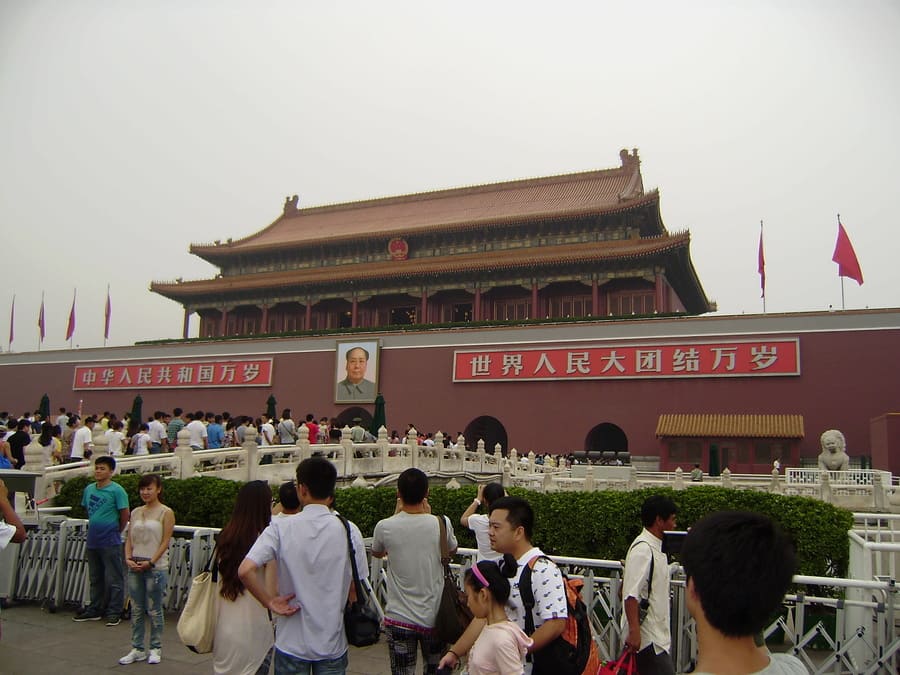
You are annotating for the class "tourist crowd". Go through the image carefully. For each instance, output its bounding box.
[57,451,808,675]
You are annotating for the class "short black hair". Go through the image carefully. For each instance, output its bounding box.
[278,481,301,511]
[640,494,678,528]
[296,457,336,500]
[95,455,116,470]
[173,408,183,416]
[488,496,534,541]
[397,468,428,504]
[681,510,797,637]
[482,482,505,506]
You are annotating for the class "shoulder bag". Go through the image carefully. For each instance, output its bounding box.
[433,514,473,644]
[338,515,381,646]
[176,544,219,654]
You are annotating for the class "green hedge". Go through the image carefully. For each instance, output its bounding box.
[54,478,852,577]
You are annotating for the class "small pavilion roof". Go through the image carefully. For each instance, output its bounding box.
[190,149,650,260]
[152,232,692,300]
[656,414,805,439]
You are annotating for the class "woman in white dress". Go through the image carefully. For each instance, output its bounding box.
[213,480,275,675]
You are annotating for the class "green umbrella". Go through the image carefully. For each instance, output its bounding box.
[370,393,386,437]
[38,393,50,421]
[266,394,277,420]
[131,394,143,426]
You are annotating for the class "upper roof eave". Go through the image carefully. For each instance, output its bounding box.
[153,232,691,300]
[189,152,653,261]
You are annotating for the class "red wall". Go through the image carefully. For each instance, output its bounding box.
[2,313,898,471]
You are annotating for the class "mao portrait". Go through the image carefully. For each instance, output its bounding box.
[335,340,379,404]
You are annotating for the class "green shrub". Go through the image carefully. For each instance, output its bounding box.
[54,478,852,577]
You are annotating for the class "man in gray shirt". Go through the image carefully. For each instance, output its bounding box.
[372,468,457,675]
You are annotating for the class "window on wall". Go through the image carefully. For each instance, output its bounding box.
[453,303,472,322]
[669,440,702,464]
[608,291,655,316]
[390,307,416,325]
[548,295,591,319]
[495,300,530,321]
[754,441,784,464]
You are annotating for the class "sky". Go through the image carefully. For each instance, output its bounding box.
[2,1,898,351]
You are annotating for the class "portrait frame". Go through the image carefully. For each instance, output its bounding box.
[334,339,380,404]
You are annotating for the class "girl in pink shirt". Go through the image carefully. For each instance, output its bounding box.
[463,561,533,675]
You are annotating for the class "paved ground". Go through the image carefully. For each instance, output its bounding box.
[0,601,394,674]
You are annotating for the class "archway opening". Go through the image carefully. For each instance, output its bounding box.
[463,416,508,456]
[583,422,629,463]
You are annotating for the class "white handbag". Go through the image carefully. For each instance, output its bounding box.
[177,547,219,654]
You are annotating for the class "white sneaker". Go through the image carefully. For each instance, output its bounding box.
[148,649,161,665]
[119,649,147,665]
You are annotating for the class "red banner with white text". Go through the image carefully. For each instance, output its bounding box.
[73,359,274,390]
[453,339,799,382]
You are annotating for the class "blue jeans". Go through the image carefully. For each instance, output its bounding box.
[274,648,347,675]
[149,443,162,454]
[128,568,167,650]
[86,545,125,619]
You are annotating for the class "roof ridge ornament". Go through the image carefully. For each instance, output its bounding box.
[617,148,644,201]
[283,194,299,216]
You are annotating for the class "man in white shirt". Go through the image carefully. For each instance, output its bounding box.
[439,496,567,674]
[259,414,276,446]
[239,458,367,673]
[622,495,678,675]
[184,412,207,450]
[373,468,458,675]
[147,411,168,454]
[682,511,806,675]
[459,482,505,562]
[70,417,95,461]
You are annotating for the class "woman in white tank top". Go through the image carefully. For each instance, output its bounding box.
[119,474,175,666]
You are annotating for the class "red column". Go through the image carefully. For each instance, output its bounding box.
[305,301,312,329]
[351,297,358,327]
[531,283,538,319]
[655,273,667,313]
[260,305,269,334]
[220,308,228,336]
[473,289,481,321]
[592,280,599,316]
[420,290,427,324]
[182,308,190,339]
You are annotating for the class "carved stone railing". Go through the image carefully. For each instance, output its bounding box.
[26,428,898,513]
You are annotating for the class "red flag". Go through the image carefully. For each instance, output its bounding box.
[832,221,863,285]
[757,226,766,298]
[38,297,45,342]
[104,288,111,340]
[8,295,14,346]
[65,293,76,341]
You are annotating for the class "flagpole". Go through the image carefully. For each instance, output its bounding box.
[38,290,44,351]
[837,214,845,310]
[760,220,766,314]
[104,284,109,347]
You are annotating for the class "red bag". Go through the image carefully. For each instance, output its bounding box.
[597,649,636,675]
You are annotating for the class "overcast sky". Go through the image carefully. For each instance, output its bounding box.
[2,1,898,351]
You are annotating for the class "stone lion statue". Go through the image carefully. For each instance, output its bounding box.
[818,429,850,471]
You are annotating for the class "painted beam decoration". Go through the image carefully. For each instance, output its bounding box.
[73,358,274,390]
[453,339,800,382]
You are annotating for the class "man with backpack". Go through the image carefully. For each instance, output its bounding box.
[622,495,678,675]
[439,495,598,675]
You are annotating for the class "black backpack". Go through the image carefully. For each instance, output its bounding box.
[518,555,600,675]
